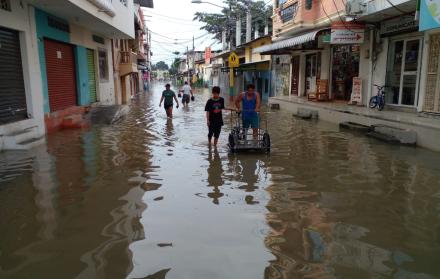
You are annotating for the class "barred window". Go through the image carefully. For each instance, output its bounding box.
[280,3,298,23]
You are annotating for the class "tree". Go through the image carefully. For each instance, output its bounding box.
[168,57,181,76]
[152,61,169,71]
[193,0,272,47]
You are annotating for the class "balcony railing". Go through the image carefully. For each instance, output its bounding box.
[120,51,137,64]
[280,3,298,23]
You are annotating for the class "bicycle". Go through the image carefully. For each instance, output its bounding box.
[369,84,389,111]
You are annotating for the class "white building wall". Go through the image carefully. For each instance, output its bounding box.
[358,35,372,105]
[371,37,389,98]
[68,0,135,38]
[0,2,45,138]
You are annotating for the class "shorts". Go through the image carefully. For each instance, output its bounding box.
[164,104,173,110]
[182,94,190,103]
[242,115,259,128]
[208,124,222,139]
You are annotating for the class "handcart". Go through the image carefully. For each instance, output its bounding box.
[227,110,270,153]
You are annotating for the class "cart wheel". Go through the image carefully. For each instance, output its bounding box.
[263,133,271,152]
[228,133,235,148]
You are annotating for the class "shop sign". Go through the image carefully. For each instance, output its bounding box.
[205,47,212,64]
[350,77,362,104]
[381,16,418,36]
[331,22,365,44]
[322,34,331,43]
[228,52,239,68]
[420,0,440,31]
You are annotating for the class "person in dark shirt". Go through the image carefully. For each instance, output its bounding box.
[205,86,225,146]
[159,84,179,118]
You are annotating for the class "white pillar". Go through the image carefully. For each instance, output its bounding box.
[418,31,430,112]
[246,12,252,43]
[254,23,259,40]
[222,31,227,50]
[236,18,241,46]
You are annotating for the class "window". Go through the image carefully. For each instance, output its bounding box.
[98,49,109,81]
[120,0,127,6]
[280,3,298,23]
[386,38,422,106]
[278,0,288,6]
[48,16,70,33]
[1,0,11,11]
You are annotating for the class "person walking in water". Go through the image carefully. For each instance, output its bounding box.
[235,84,261,138]
[205,86,225,146]
[180,81,193,108]
[159,84,179,118]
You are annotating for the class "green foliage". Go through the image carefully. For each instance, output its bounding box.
[152,61,169,71]
[193,0,273,45]
[168,57,181,76]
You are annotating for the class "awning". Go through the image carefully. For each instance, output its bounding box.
[253,28,329,54]
[134,0,154,8]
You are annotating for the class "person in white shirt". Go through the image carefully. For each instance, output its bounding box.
[180,81,193,107]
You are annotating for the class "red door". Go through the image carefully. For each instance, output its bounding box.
[291,56,300,96]
[44,39,77,112]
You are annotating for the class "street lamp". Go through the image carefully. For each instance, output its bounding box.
[191,0,225,9]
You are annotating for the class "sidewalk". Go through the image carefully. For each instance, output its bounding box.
[270,96,440,151]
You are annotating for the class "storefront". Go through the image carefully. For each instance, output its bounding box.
[423,33,440,113]
[330,22,363,102]
[331,45,360,100]
[272,55,291,97]
[379,16,422,108]
[419,1,440,114]
[305,53,321,96]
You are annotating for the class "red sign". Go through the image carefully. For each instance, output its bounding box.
[205,47,212,64]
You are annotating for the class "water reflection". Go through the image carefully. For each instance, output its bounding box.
[206,146,224,205]
[0,83,440,278]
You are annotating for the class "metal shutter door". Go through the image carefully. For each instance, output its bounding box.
[44,39,77,112]
[0,27,28,124]
[87,49,97,103]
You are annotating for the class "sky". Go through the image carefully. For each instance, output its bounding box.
[142,0,226,66]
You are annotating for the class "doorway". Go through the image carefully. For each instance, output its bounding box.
[305,53,320,96]
[386,38,422,107]
[291,56,300,96]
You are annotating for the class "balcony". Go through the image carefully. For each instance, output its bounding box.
[119,51,138,77]
[280,3,298,23]
[273,0,345,39]
[86,0,115,16]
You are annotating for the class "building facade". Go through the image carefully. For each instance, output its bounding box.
[0,0,137,150]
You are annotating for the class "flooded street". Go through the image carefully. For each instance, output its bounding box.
[1,82,440,279]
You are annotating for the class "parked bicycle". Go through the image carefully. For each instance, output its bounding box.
[369,84,389,111]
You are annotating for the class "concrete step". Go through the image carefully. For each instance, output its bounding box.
[2,126,42,150]
[369,124,417,145]
[339,122,371,133]
[293,108,319,120]
[61,114,90,129]
[15,136,46,150]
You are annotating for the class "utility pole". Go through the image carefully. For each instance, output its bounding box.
[186,46,190,84]
[192,35,195,85]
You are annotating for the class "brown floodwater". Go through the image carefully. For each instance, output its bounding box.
[1,83,440,279]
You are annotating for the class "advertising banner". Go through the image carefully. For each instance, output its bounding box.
[419,0,440,31]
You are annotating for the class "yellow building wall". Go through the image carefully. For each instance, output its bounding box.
[245,37,272,63]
